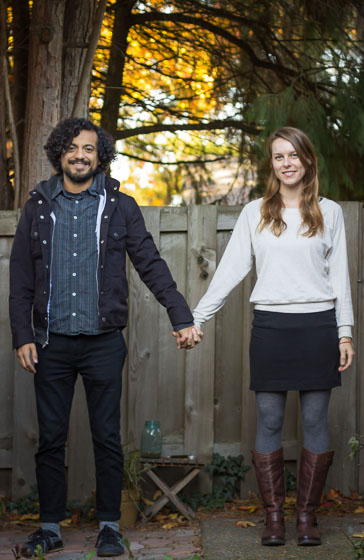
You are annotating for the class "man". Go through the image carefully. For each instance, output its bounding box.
[9,118,202,557]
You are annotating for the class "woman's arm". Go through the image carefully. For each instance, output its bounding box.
[193,204,254,328]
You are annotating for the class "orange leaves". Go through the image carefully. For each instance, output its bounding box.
[155,512,186,530]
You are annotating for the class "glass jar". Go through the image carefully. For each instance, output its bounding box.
[141,420,162,458]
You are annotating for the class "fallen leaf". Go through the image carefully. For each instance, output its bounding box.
[142,497,155,506]
[153,490,162,500]
[60,519,72,527]
[162,522,179,529]
[355,507,364,514]
[237,505,258,513]
[235,520,256,528]
[327,488,341,501]
[352,532,364,538]
[18,514,39,521]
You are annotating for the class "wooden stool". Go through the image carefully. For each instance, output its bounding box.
[140,456,206,521]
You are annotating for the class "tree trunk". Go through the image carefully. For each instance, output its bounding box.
[100,0,137,136]
[20,0,67,207]
[61,0,97,120]
[0,0,13,209]
[11,0,30,164]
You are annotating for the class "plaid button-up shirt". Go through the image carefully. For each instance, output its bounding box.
[48,176,104,335]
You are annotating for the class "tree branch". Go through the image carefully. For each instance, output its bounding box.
[118,151,231,165]
[114,119,260,139]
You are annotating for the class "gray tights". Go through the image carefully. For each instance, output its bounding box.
[255,390,331,454]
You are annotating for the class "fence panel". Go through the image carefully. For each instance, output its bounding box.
[0,202,362,499]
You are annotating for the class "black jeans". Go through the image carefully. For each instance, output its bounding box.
[34,330,127,522]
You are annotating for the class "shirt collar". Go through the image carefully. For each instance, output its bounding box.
[51,173,104,200]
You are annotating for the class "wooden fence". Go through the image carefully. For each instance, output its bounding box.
[0,203,363,503]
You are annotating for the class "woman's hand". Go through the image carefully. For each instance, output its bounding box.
[338,338,355,372]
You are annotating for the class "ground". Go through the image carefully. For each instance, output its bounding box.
[1,491,364,559]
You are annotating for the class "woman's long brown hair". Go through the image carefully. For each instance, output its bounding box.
[258,127,324,237]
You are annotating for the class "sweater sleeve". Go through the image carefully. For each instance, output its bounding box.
[327,205,354,338]
[193,205,254,328]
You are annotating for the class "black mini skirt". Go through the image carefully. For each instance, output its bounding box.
[249,308,340,392]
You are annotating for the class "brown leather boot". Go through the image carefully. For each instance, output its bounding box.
[296,447,334,546]
[252,447,285,546]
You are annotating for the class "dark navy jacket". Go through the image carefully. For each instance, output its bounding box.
[9,174,193,348]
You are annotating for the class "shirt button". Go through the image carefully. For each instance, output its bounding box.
[111,198,115,202]
[33,232,38,237]
[100,240,104,244]
[72,312,76,317]
[45,265,49,269]
[43,290,47,294]
[113,232,119,238]
[42,240,47,244]
[40,215,44,220]
[114,186,117,190]
[101,317,106,322]
[100,291,104,295]
[72,272,76,276]
[100,265,104,269]
[72,292,76,296]
[75,200,79,204]
[104,215,108,219]
[38,200,43,204]
[73,233,77,237]
[74,216,77,220]
[73,252,77,256]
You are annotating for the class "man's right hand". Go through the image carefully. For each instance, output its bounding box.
[16,343,38,373]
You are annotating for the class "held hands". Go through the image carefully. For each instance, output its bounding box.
[16,343,38,374]
[338,338,355,372]
[173,325,204,350]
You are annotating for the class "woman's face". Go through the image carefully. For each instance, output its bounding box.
[271,137,306,190]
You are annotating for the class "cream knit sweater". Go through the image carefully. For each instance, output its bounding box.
[193,198,354,338]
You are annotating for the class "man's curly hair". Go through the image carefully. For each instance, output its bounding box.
[44,117,116,173]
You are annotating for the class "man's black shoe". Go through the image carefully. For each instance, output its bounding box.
[96,525,124,557]
[20,528,63,557]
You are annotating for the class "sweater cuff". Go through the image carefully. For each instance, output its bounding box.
[338,326,352,339]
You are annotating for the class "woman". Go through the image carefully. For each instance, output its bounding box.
[191,127,354,546]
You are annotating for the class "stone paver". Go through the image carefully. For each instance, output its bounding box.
[201,514,364,559]
[0,523,201,560]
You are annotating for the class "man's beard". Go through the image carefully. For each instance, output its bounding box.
[62,164,99,184]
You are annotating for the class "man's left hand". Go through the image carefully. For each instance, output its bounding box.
[173,326,204,350]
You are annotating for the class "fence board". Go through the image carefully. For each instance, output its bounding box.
[1,203,363,500]
[358,204,364,493]
[0,239,14,476]
[214,231,243,448]
[11,361,38,498]
[328,202,362,493]
[127,207,161,449]
[157,232,187,454]
[185,205,216,460]
[67,378,95,503]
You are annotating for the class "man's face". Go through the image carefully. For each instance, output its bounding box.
[60,129,99,184]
